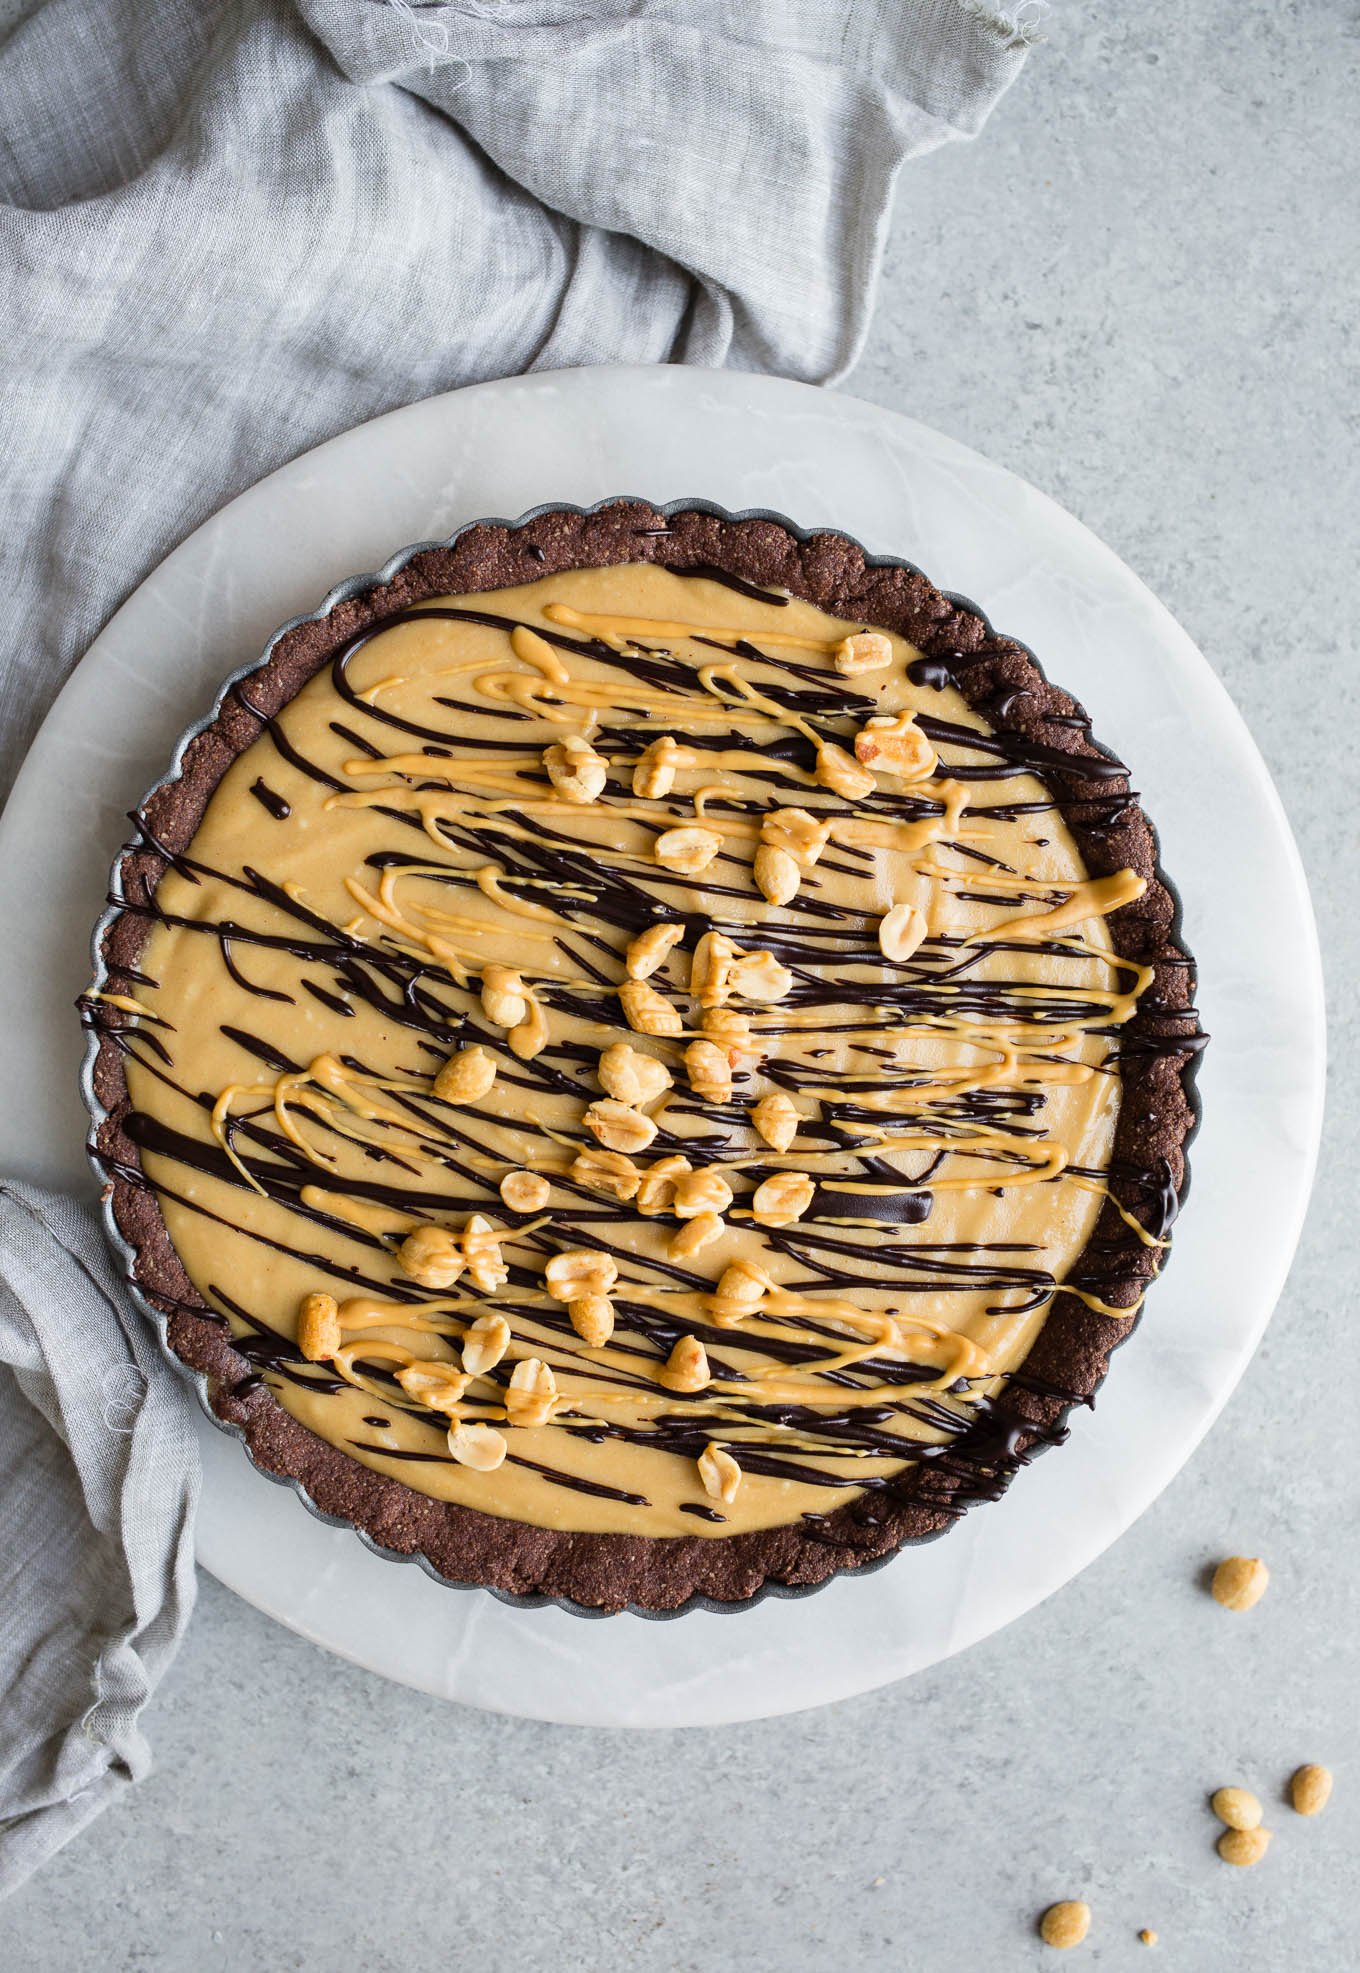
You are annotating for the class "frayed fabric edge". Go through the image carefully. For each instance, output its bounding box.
[956,0,1049,49]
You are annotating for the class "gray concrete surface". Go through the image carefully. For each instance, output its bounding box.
[2,3,1357,1969]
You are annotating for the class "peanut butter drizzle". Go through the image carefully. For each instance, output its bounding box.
[117,564,1155,1538]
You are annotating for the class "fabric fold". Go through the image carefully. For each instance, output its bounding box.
[0,0,1029,800]
[0,1183,199,1900]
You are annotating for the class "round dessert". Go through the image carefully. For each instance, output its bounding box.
[84,501,1203,1613]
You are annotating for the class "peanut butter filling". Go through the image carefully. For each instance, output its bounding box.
[119,564,1152,1538]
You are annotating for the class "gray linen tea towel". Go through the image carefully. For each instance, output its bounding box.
[0,1184,198,1899]
[0,0,1032,1893]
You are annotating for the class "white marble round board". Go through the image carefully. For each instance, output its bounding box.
[0,368,1325,1727]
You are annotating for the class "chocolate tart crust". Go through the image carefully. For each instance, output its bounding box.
[89,501,1202,1613]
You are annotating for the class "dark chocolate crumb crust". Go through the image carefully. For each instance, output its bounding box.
[88,502,1203,1613]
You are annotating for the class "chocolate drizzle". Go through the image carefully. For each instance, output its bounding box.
[249,777,290,819]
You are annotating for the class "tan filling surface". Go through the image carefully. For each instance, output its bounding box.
[122,564,1150,1537]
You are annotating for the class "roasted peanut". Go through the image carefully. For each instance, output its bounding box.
[660,1334,710,1393]
[625,921,684,980]
[619,977,684,1036]
[1211,1555,1269,1612]
[571,1146,643,1201]
[672,1167,734,1218]
[698,1442,742,1503]
[1038,1902,1090,1950]
[854,711,935,781]
[685,1037,733,1103]
[297,1292,341,1362]
[583,1098,658,1154]
[396,1361,469,1412]
[504,1356,557,1428]
[654,825,721,875]
[479,963,527,1028]
[461,1311,511,1377]
[447,1421,507,1470]
[1217,1827,1271,1867]
[751,1171,815,1225]
[832,631,894,677]
[760,807,829,868]
[1211,1787,1262,1832]
[716,1260,769,1306]
[708,1260,770,1325]
[569,1294,615,1347]
[879,901,927,963]
[544,1248,618,1300]
[701,1006,760,1058]
[690,930,737,1007]
[815,741,876,801]
[1290,1764,1333,1817]
[499,1169,550,1213]
[668,1211,725,1260]
[434,1044,498,1104]
[397,1223,465,1289]
[753,843,800,906]
[598,1041,673,1105]
[728,949,792,1003]
[636,1154,692,1215]
[750,1091,799,1151]
[460,1213,508,1291]
[633,735,697,799]
[543,732,607,804]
